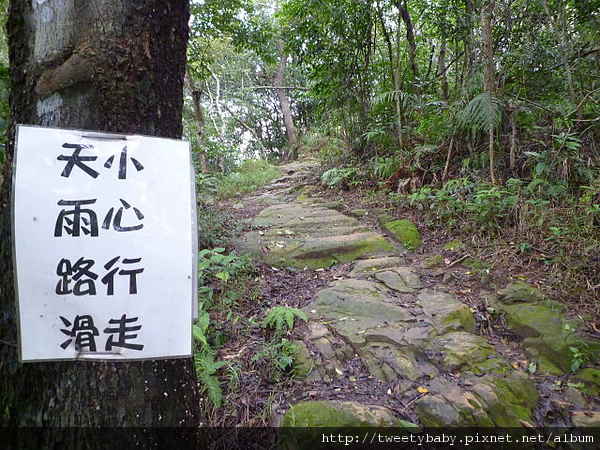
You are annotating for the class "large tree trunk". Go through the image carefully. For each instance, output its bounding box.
[0,0,200,430]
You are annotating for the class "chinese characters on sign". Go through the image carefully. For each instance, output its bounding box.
[13,126,196,361]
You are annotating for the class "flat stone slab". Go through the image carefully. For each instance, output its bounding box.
[374,267,422,292]
[234,202,398,269]
[347,256,407,278]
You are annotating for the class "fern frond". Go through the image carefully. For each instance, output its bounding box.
[455,93,505,138]
[198,371,223,407]
[261,306,308,332]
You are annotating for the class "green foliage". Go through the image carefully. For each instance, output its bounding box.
[254,305,307,382]
[193,305,229,407]
[198,248,255,305]
[194,246,257,408]
[372,156,400,179]
[252,337,299,382]
[196,173,218,204]
[321,166,361,189]
[454,93,505,139]
[570,346,585,373]
[197,206,244,250]
[216,159,280,199]
[406,178,520,234]
[261,306,307,333]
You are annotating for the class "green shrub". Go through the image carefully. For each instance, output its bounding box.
[321,166,362,189]
[216,159,280,199]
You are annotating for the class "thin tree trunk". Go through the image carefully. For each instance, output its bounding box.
[539,0,580,118]
[508,100,518,177]
[275,42,297,161]
[482,0,497,183]
[438,38,449,102]
[396,0,419,89]
[206,65,227,140]
[1,0,199,430]
[462,0,475,96]
[376,2,404,148]
[186,68,210,174]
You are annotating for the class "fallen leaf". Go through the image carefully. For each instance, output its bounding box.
[417,386,429,394]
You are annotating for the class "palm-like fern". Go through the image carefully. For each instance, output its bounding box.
[454,93,505,139]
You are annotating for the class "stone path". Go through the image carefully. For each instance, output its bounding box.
[233,159,600,430]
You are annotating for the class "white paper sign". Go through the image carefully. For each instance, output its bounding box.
[13,125,196,361]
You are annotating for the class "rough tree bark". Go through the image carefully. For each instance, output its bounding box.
[275,41,297,161]
[186,68,210,174]
[0,0,200,430]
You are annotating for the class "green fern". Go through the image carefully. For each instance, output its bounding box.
[194,351,228,407]
[261,306,307,333]
[455,93,504,138]
[193,305,229,407]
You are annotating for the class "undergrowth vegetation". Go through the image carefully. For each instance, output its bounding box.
[193,158,307,416]
[214,159,280,199]
[315,125,600,310]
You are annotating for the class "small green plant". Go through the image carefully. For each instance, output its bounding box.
[261,305,307,333]
[198,248,254,301]
[372,156,400,179]
[320,166,359,189]
[253,306,308,382]
[569,346,585,373]
[252,337,299,382]
[193,305,229,407]
[516,242,533,254]
[195,173,218,204]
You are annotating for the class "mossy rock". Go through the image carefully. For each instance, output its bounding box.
[497,281,546,304]
[292,340,316,379]
[575,368,600,395]
[376,214,395,225]
[282,400,401,427]
[499,301,584,372]
[427,332,498,372]
[384,219,420,250]
[460,257,491,272]
[417,291,476,334]
[280,401,411,449]
[485,372,539,425]
[348,256,407,278]
[443,240,465,251]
